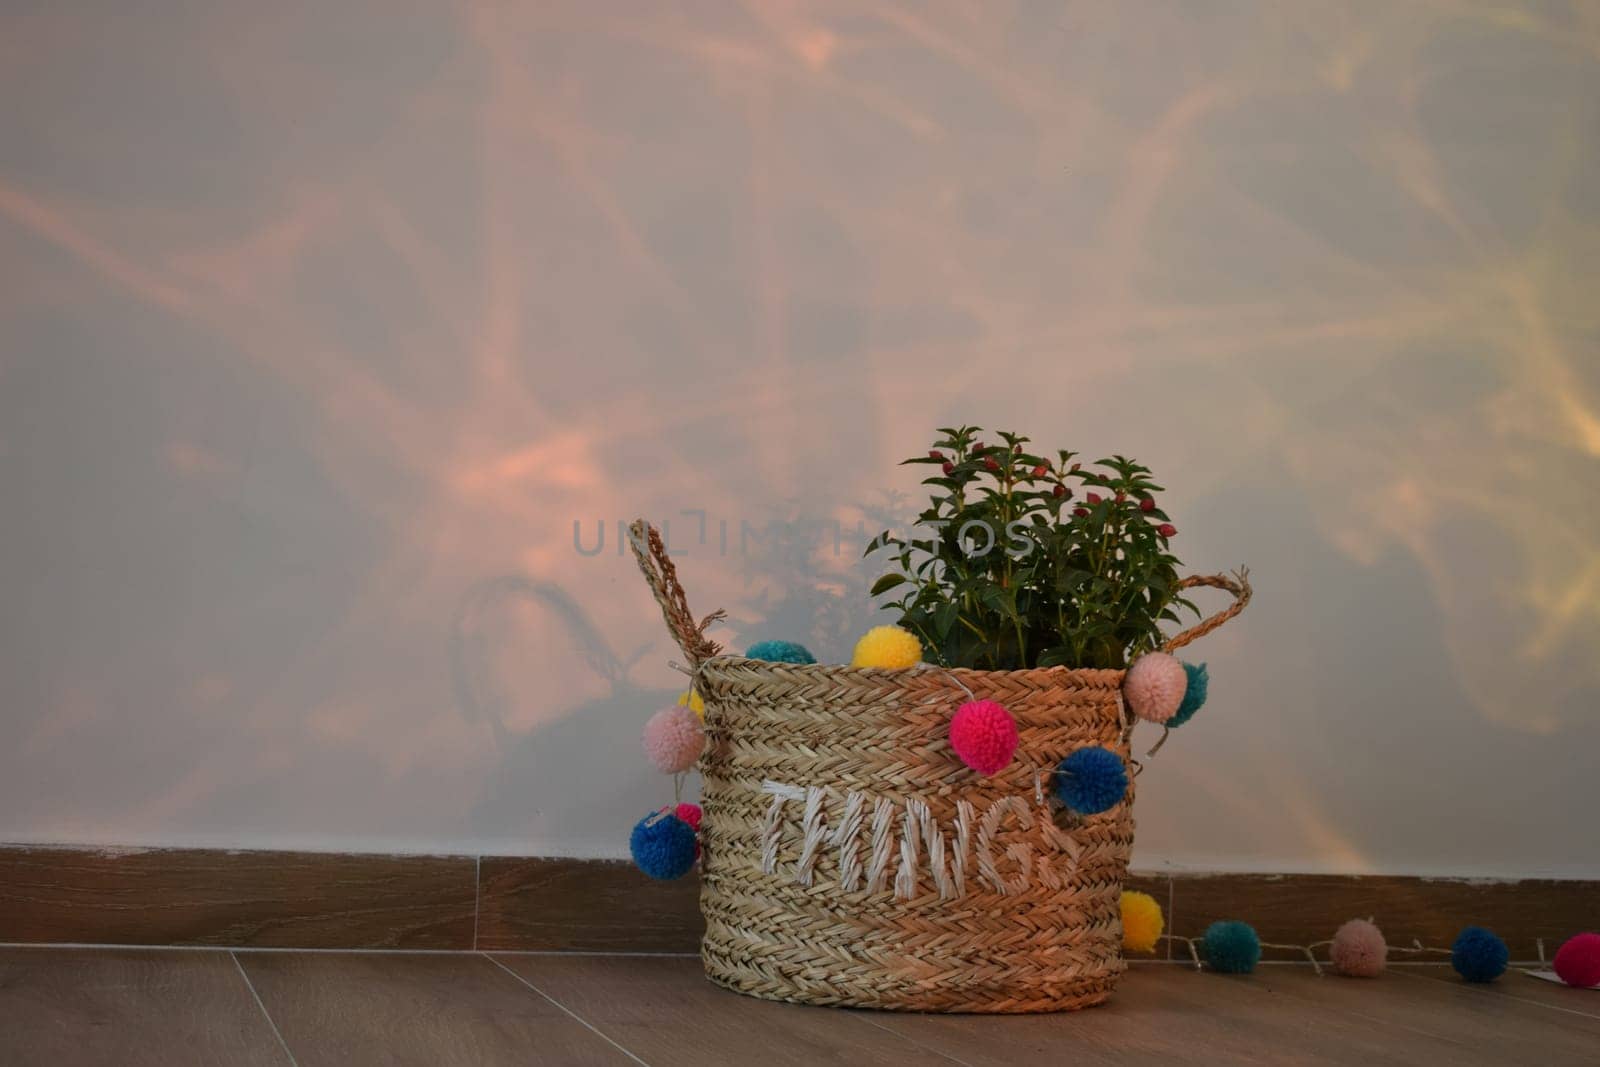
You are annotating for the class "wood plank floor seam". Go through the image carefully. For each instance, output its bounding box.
[1164,874,1176,961]
[1245,963,1600,1062]
[846,1012,980,1067]
[472,856,481,951]
[6,949,1590,1065]
[1394,966,1600,1021]
[481,952,653,1066]
[1245,973,1478,1054]
[491,951,993,1064]
[228,951,301,1067]
[0,946,299,1065]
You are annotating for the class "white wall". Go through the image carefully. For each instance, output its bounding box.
[2,1,1597,878]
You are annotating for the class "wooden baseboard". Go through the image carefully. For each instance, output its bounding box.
[1,845,1591,957]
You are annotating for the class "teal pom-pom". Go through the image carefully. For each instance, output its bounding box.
[1203,920,1262,974]
[1055,746,1128,815]
[745,640,817,664]
[629,812,697,880]
[1168,662,1209,728]
[1451,926,1508,983]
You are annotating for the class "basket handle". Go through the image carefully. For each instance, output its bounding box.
[627,518,725,667]
[1161,568,1252,653]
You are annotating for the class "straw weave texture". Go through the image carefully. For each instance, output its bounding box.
[694,657,1132,1012]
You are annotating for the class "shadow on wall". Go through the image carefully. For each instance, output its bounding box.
[452,575,662,846]
[1,0,1597,872]
[457,500,911,846]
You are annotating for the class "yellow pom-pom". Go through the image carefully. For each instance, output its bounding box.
[677,689,705,720]
[850,625,923,669]
[1120,890,1164,954]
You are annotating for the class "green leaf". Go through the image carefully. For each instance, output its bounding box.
[869,573,908,596]
[979,584,1016,617]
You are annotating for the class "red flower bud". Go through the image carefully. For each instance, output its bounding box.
[1013,443,1023,453]
[1115,491,1126,503]
[1031,464,1048,478]
[942,461,954,476]
[929,450,945,462]
[1139,498,1156,512]
[1070,462,1081,472]
[1073,507,1089,517]
[1157,523,1177,537]
[1053,484,1067,498]
[1086,492,1102,505]
[972,441,985,453]
[984,457,1000,472]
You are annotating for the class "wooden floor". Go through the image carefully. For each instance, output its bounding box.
[1,948,1596,1066]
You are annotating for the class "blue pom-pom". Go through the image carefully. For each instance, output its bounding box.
[629,811,698,880]
[745,640,817,664]
[1055,746,1128,815]
[1168,662,1209,728]
[1451,926,1508,983]
[1203,920,1262,974]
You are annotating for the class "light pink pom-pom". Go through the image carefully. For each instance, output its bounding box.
[1330,918,1387,977]
[1123,652,1188,724]
[642,705,704,773]
[949,700,1019,776]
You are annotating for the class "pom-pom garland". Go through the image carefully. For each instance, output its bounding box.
[948,700,1019,776]
[745,640,817,664]
[1161,915,1529,983]
[1054,746,1128,815]
[629,811,698,880]
[1452,926,1509,983]
[1202,920,1262,974]
[1552,932,1600,988]
[1123,651,1188,724]
[1168,661,1209,728]
[851,625,923,669]
[641,704,705,774]
[1120,890,1165,954]
[1329,918,1387,977]
[677,689,706,720]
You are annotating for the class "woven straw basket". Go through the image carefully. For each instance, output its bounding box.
[629,519,1249,1013]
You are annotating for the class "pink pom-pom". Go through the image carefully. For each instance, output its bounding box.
[949,700,1019,776]
[1330,918,1387,977]
[671,803,704,859]
[1123,652,1188,724]
[642,705,704,773]
[1554,932,1600,988]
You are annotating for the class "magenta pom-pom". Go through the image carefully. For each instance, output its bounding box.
[1329,918,1387,977]
[672,802,704,859]
[1553,932,1600,988]
[641,705,704,773]
[949,700,1019,776]
[674,803,703,831]
[1123,652,1188,724]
